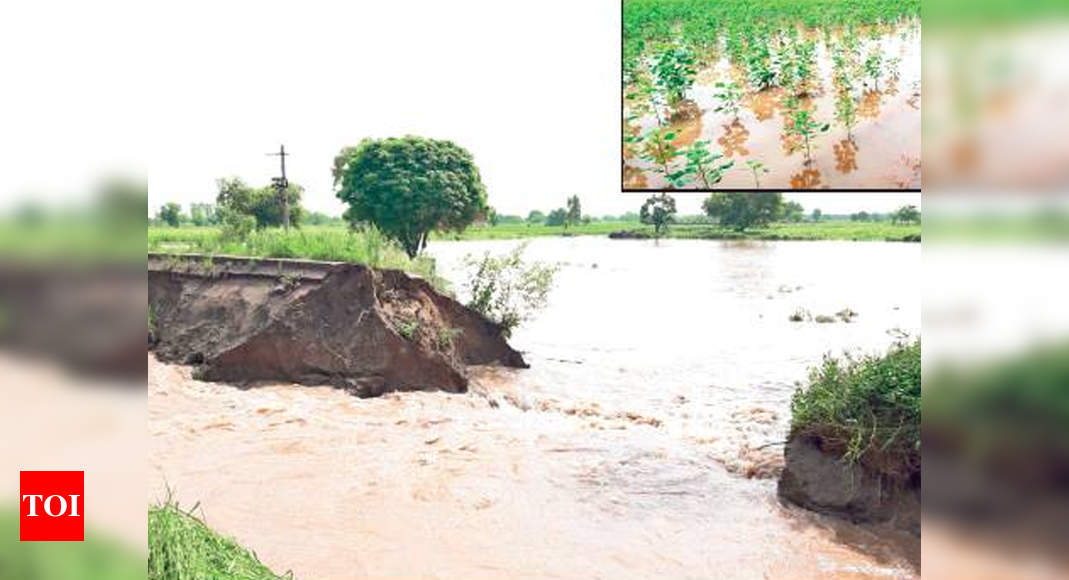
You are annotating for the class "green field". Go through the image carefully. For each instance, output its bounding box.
[148,220,919,261]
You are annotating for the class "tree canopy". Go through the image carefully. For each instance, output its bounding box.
[214,176,304,229]
[702,192,783,231]
[545,208,567,226]
[783,200,805,222]
[158,202,182,227]
[640,193,677,238]
[334,136,488,257]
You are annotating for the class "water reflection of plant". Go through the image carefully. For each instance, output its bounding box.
[834,139,859,174]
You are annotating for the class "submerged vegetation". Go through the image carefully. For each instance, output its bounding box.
[790,339,920,481]
[622,0,921,189]
[149,497,293,579]
[462,243,559,338]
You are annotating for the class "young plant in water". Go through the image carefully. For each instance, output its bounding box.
[713,81,744,122]
[886,56,902,83]
[745,160,770,188]
[745,39,777,91]
[792,40,817,97]
[682,141,735,188]
[787,109,830,165]
[639,127,683,187]
[864,50,884,91]
[652,46,697,107]
[835,90,859,142]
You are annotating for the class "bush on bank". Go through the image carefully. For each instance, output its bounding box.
[789,339,921,482]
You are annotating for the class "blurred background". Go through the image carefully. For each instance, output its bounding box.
[924,0,1069,577]
[0,1,147,578]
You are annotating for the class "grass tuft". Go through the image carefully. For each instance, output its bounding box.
[149,495,294,580]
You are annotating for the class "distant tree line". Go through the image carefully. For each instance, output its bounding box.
[625,192,920,237]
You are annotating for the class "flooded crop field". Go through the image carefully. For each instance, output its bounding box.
[622,0,921,190]
[150,237,920,579]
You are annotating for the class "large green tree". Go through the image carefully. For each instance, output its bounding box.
[334,136,488,257]
[702,192,783,231]
[640,193,677,239]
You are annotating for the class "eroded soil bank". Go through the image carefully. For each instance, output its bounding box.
[779,436,921,535]
[148,253,524,396]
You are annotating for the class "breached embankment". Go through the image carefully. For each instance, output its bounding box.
[778,436,921,536]
[148,253,526,396]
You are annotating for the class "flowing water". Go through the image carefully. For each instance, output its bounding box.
[149,237,920,579]
[623,22,922,190]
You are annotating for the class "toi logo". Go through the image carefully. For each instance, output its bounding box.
[20,471,84,541]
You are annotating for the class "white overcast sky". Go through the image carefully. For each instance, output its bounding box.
[2,1,918,216]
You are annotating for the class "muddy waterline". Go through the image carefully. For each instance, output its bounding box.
[150,237,920,579]
[623,22,921,190]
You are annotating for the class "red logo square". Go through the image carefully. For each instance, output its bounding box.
[19,471,84,541]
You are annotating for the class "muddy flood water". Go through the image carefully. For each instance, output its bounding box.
[149,237,920,579]
[623,22,921,190]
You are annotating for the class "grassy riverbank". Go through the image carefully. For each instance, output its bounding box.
[789,339,921,481]
[148,220,920,259]
[149,498,293,579]
[149,225,444,283]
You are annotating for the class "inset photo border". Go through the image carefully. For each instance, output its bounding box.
[621,0,921,191]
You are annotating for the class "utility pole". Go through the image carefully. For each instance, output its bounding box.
[268,144,290,229]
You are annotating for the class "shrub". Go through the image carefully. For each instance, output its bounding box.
[219,209,256,243]
[790,339,920,481]
[462,243,559,338]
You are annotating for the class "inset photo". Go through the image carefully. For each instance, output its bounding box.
[622,0,921,191]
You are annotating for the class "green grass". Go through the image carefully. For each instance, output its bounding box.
[148,225,447,289]
[149,497,293,580]
[615,221,921,242]
[0,506,145,580]
[789,339,921,481]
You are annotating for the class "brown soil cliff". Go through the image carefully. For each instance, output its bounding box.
[148,253,526,396]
